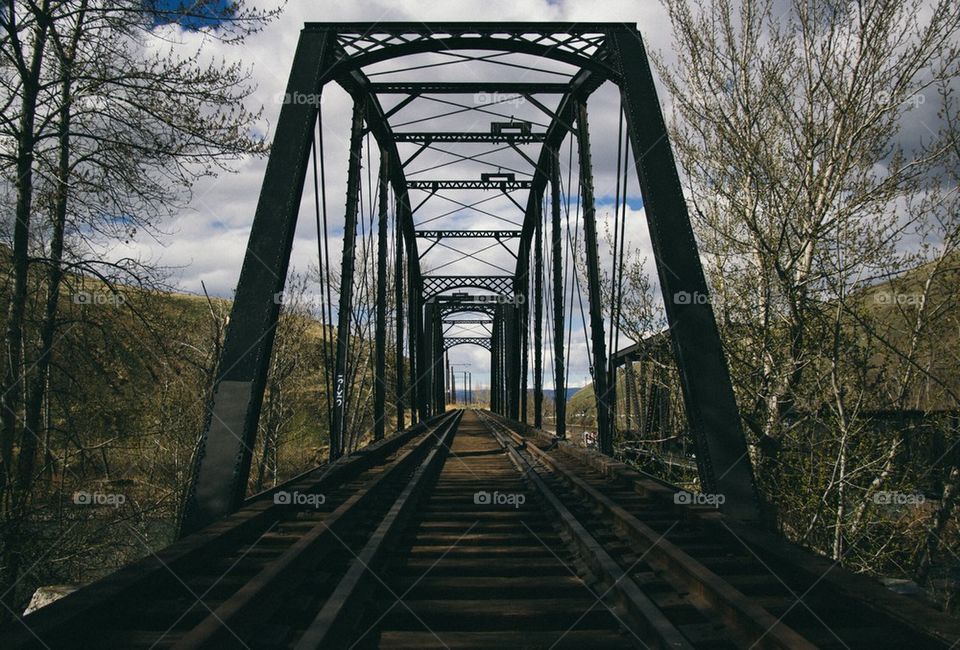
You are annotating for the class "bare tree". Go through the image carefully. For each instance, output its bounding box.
[649,0,960,593]
[0,0,279,619]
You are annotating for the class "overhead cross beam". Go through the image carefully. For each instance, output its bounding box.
[370,82,569,94]
[444,337,492,351]
[437,300,498,317]
[408,179,533,190]
[327,23,619,79]
[395,133,546,144]
[415,230,522,238]
[422,275,515,299]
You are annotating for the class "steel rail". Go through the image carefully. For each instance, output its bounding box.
[171,411,461,648]
[294,410,463,648]
[3,414,454,648]
[478,411,695,649]
[483,412,815,650]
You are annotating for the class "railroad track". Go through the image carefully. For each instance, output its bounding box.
[482,411,960,650]
[5,410,959,648]
[3,411,460,649]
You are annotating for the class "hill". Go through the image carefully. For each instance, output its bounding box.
[566,253,960,427]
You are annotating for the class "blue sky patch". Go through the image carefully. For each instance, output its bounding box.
[147,0,234,30]
[596,195,644,211]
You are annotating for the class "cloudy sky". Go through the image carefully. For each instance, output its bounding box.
[120,2,693,393]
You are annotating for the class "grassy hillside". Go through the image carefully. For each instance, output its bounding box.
[0,258,342,612]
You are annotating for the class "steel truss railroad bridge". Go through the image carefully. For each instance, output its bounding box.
[5,23,959,650]
[180,20,758,532]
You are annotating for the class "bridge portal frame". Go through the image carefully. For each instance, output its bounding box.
[180,22,759,537]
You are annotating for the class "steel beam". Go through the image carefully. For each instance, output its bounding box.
[517,227,531,424]
[407,254,421,424]
[505,304,521,420]
[330,98,367,460]
[394,192,406,431]
[491,309,500,414]
[521,294,529,424]
[416,281,429,421]
[336,69,420,260]
[501,306,509,417]
[438,326,446,412]
[533,198,544,428]
[498,310,506,415]
[408,179,533,190]
[415,230,522,239]
[337,61,427,428]
[320,21,616,33]
[519,67,605,249]
[394,132,546,144]
[370,82,570,94]
[179,30,331,537]
[550,148,566,440]
[435,298,507,307]
[422,275,515,299]
[374,154,388,441]
[324,24,618,79]
[422,301,434,418]
[450,360,456,404]
[434,307,445,413]
[610,27,759,520]
[444,337,492,351]
[576,101,613,456]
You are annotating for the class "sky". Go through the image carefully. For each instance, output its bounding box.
[116,1,681,393]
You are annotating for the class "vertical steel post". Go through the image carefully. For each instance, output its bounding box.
[501,309,507,416]
[435,316,444,413]
[550,148,567,440]
[519,232,530,424]
[394,192,406,431]
[505,304,520,420]
[374,153,388,441]
[407,264,421,423]
[419,290,430,421]
[489,350,495,412]
[409,271,418,424]
[330,97,367,461]
[422,301,434,417]
[610,27,759,519]
[576,101,613,456]
[491,308,500,413]
[179,30,331,536]
[521,300,529,424]
[498,313,504,415]
[533,201,544,428]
